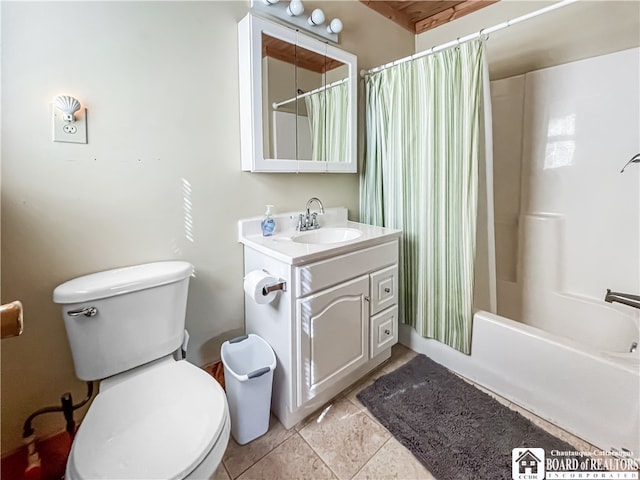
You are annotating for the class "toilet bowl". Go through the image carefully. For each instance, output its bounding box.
[54,262,230,479]
[65,357,230,480]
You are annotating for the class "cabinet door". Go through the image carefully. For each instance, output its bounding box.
[238,13,357,173]
[296,275,369,406]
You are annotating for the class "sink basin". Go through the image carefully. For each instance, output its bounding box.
[292,227,362,245]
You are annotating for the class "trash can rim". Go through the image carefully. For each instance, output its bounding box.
[220,333,277,382]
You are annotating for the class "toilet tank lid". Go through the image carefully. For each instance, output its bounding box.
[53,261,194,304]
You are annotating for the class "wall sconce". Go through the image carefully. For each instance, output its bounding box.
[52,94,87,144]
[252,0,343,43]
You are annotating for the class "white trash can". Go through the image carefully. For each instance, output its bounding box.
[220,334,277,445]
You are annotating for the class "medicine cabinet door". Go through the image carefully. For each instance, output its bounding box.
[238,14,357,173]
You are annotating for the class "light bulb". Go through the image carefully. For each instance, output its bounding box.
[287,0,304,16]
[327,18,343,34]
[308,8,325,26]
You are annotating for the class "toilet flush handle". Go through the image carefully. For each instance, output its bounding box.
[67,306,98,317]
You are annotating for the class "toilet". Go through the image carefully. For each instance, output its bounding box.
[53,261,230,480]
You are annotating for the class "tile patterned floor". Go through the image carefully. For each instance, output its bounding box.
[213,344,598,480]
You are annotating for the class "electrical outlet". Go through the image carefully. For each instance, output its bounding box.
[63,124,77,134]
[52,106,87,144]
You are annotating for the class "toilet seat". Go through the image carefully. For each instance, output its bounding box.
[67,358,228,480]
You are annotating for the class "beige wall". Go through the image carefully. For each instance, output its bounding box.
[416,1,640,80]
[0,1,412,454]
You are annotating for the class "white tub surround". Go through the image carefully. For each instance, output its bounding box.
[492,48,639,324]
[239,208,401,428]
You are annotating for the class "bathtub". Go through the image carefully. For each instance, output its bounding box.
[399,309,640,459]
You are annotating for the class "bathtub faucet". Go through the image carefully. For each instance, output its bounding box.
[604,289,640,310]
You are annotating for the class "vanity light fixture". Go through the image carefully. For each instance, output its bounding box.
[254,0,343,43]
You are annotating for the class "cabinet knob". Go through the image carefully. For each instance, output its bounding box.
[364,296,370,302]
[384,329,391,335]
[384,287,391,293]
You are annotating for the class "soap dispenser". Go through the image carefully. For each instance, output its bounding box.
[261,205,276,236]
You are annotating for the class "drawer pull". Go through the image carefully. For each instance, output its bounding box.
[384,287,391,293]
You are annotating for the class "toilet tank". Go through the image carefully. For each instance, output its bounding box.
[53,261,194,381]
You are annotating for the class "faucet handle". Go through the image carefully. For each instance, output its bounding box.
[310,212,319,228]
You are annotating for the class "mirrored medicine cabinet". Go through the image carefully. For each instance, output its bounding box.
[238,14,357,173]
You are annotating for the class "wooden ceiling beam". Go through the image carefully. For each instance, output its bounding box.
[360,0,499,35]
[359,0,417,33]
[414,0,499,34]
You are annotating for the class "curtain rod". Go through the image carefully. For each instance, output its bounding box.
[361,0,578,78]
[272,77,348,110]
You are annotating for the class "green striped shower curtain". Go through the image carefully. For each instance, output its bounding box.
[360,40,486,354]
[305,81,349,162]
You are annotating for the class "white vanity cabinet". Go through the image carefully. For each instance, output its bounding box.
[241,220,400,429]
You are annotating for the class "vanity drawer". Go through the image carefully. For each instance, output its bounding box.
[295,240,398,297]
[370,306,398,358]
[369,265,398,315]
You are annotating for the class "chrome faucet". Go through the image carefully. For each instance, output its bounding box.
[297,197,325,231]
[604,289,640,310]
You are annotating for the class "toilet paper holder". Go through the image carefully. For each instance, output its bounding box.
[262,280,286,295]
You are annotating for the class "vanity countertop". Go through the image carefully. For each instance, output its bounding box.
[238,208,401,265]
